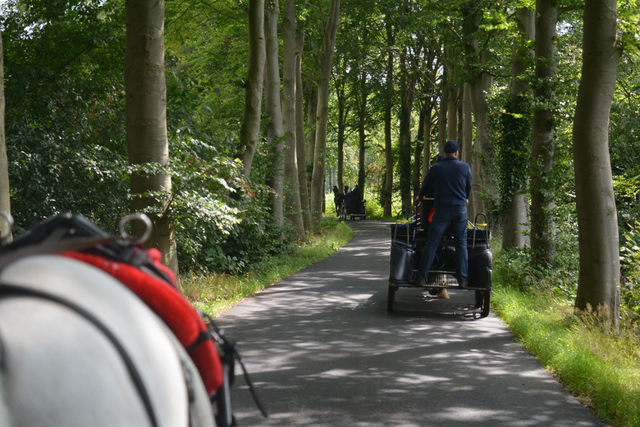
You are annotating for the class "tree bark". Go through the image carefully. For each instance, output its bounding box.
[357,74,367,193]
[335,71,348,195]
[295,9,312,233]
[437,78,448,153]
[383,22,394,217]
[530,0,558,266]
[264,0,284,227]
[310,0,340,220]
[0,28,10,240]
[398,47,416,214]
[305,83,317,172]
[463,2,493,223]
[502,7,534,250]
[573,0,621,328]
[281,0,304,239]
[446,84,458,141]
[238,0,265,177]
[461,83,472,165]
[421,100,433,179]
[125,0,177,274]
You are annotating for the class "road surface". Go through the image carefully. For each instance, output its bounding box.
[216,220,603,427]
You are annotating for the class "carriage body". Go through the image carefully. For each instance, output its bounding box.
[338,195,366,221]
[387,199,492,318]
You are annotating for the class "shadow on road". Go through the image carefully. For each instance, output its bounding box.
[218,220,602,427]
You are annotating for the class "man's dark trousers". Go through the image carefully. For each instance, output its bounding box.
[415,210,468,284]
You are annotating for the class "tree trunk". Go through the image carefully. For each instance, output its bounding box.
[0,28,10,240]
[413,105,425,198]
[421,100,433,179]
[461,83,472,165]
[463,2,493,222]
[383,23,394,217]
[573,0,621,328]
[398,48,416,214]
[295,21,312,233]
[305,83,317,172]
[310,0,340,220]
[238,0,265,177]
[264,0,284,227]
[446,85,458,141]
[335,76,348,195]
[530,0,558,266]
[502,7,534,250]
[125,0,177,274]
[357,82,367,193]
[438,72,448,153]
[281,0,304,239]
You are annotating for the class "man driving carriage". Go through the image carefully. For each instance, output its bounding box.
[411,140,472,288]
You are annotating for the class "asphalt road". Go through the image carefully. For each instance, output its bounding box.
[217,220,604,427]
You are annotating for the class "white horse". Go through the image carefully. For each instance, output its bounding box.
[0,255,216,427]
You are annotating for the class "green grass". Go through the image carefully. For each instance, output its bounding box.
[179,220,354,317]
[492,278,640,426]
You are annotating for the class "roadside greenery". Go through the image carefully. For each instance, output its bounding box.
[493,240,640,427]
[180,218,353,317]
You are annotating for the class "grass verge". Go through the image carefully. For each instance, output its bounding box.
[179,220,354,318]
[491,282,640,426]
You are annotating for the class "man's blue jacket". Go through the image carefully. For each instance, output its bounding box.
[418,156,472,212]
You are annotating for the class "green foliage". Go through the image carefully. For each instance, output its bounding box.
[494,200,580,299]
[620,220,640,324]
[494,95,532,216]
[168,135,296,275]
[492,282,640,427]
[7,130,130,234]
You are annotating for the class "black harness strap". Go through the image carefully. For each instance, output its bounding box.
[0,283,159,427]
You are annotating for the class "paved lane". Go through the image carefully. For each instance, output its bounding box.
[217,220,602,427]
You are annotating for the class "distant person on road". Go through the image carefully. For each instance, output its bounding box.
[412,140,472,290]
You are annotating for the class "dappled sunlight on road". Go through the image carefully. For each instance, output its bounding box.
[218,220,602,427]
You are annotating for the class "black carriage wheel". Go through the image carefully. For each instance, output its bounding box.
[387,286,396,312]
[475,290,491,318]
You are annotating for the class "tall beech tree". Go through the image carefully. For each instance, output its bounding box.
[501,6,534,250]
[382,20,395,217]
[0,28,9,238]
[238,0,265,177]
[309,0,341,219]
[573,0,621,326]
[530,0,558,267]
[264,0,284,227]
[125,0,177,273]
[463,1,493,220]
[295,9,313,232]
[282,0,305,239]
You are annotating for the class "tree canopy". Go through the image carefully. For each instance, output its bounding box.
[2,0,640,324]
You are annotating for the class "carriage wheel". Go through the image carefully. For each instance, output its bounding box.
[475,290,491,318]
[387,286,396,312]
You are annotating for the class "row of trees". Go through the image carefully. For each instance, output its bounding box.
[0,0,638,327]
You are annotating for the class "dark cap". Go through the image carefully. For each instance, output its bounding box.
[444,140,459,153]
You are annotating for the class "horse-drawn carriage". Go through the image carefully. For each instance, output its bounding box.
[388,199,492,318]
[339,196,367,221]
